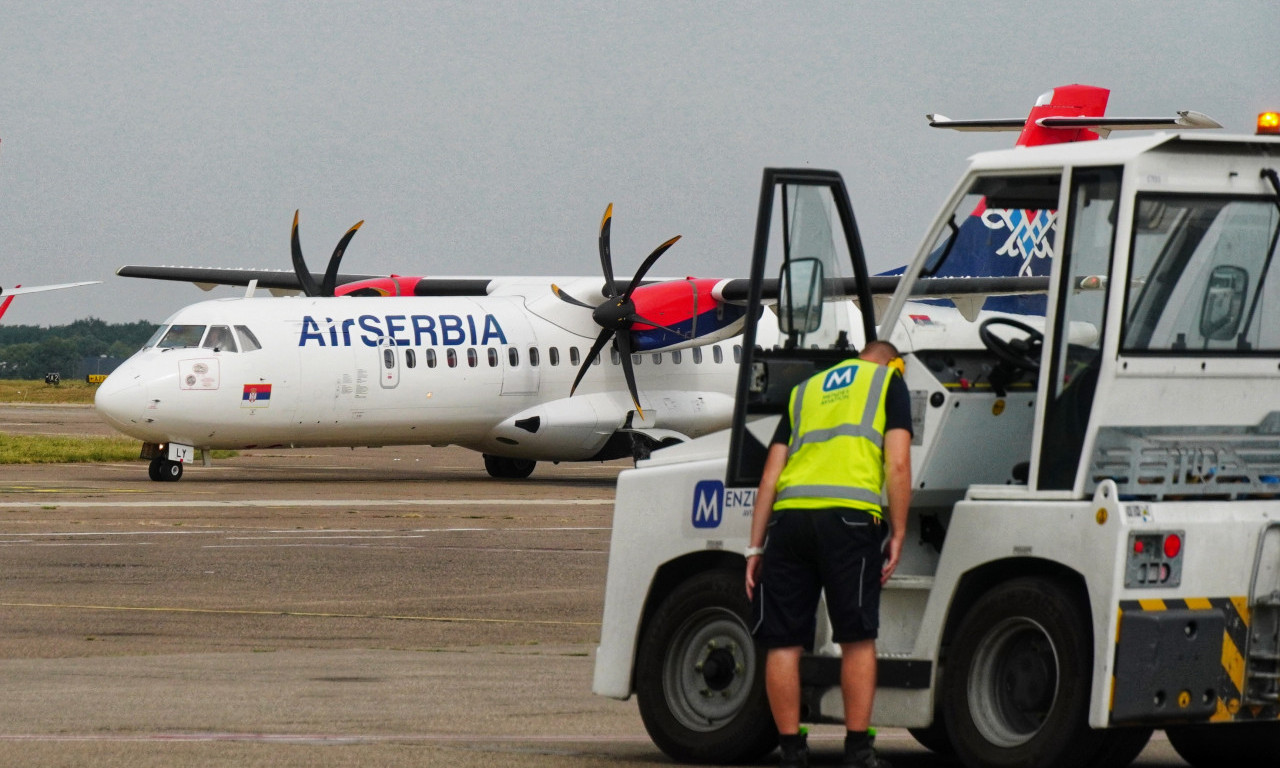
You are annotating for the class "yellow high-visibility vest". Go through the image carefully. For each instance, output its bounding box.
[774,358,892,517]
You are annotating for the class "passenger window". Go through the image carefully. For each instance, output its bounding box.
[652,353,662,364]
[549,347,560,366]
[672,350,682,364]
[235,325,262,352]
[467,348,478,367]
[447,349,458,368]
[734,345,742,364]
[383,348,395,370]
[529,347,540,367]
[632,353,642,365]
[203,325,236,352]
[692,347,703,364]
[713,346,723,364]
[405,349,417,369]
[508,347,519,367]
[488,348,499,367]
[592,350,602,365]
[426,349,437,368]
[570,347,580,366]
[158,325,206,348]
[611,348,620,365]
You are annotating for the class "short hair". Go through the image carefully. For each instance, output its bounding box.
[860,340,900,362]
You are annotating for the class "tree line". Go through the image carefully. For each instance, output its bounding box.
[0,319,157,379]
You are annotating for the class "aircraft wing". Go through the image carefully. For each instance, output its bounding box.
[1,281,101,296]
[116,266,493,296]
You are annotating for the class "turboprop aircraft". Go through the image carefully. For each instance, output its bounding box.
[98,84,1213,482]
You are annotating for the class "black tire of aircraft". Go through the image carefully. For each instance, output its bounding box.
[942,576,1151,768]
[147,457,183,482]
[482,455,535,479]
[634,569,777,765]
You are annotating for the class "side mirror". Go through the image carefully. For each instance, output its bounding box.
[1199,265,1248,341]
[778,257,824,334]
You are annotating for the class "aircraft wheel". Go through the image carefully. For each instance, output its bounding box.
[148,457,164,481]
[634,570,776,764]
[1166,721,1280,767]
[943,576,1105,768]
[160,459,183,482]
[482,454,535,479]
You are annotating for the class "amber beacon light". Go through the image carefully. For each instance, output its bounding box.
[1259,111,1280,135]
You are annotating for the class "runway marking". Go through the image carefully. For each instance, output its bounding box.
[0,731,655,744]
[0,526,608,540]
[0,498,612,508]
[0,601,603,627]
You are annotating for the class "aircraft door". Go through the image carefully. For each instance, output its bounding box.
[377,337,400,389]
[498,306,540,396]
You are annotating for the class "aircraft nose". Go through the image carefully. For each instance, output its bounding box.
[94,366,149,434]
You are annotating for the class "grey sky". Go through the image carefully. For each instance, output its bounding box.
[2,0,1276,326]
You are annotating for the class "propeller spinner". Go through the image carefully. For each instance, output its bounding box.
[552,204,684,419]
[290,210,364,297]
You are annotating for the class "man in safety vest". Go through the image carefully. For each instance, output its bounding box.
[745,339,912,768]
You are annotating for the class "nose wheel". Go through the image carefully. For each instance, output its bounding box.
[148,457,184,482]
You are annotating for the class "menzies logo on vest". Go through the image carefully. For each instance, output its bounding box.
[691,480,756,530]
[823,365,858,392]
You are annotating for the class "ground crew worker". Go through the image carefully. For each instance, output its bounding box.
[744,339,912,768]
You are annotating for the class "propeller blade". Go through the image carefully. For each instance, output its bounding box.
[599,204,616,296]
[570,328,615,397]
[623,235,681,299]
[290,210,323,297]
[615,331,643,419]
[551,283,596,310]
[321,220,364,297]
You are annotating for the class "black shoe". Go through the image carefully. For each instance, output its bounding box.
[841,744,891,768]
[779,733,809,768]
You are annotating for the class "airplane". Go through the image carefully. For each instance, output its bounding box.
[97,85,1214,482]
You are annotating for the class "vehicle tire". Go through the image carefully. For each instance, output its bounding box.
[1166,721,1280,767]
[161,460,183,481]
[148,457,163,482]
[942,576,1106,768]
[634,569,776,764]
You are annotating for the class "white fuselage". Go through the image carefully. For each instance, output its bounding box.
[96,280,754,462]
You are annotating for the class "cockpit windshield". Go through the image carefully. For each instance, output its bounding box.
[151,323,262,352]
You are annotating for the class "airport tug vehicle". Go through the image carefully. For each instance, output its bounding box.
[594,131,1280,768]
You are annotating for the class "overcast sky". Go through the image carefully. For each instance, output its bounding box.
[2,0,1276,326]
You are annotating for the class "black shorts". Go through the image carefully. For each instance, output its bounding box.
[750,508,883,648]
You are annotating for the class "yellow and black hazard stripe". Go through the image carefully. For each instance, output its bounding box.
[1117,597,1279,723]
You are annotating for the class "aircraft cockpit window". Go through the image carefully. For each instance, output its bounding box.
[203,325,237,352]
[235,326,262,352]
[157,325,206,348]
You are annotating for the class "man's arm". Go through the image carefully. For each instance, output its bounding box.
[745,442,788,599]
[881,427,912,584]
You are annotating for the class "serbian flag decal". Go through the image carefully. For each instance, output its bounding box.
[242,384,272,407]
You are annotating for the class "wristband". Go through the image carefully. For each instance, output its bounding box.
[744,545,765,558]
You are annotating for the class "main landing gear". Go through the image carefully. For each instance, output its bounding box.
[483,454,536,479]
[147,457,184,482]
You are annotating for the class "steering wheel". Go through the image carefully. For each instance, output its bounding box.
[979,317,1044,372]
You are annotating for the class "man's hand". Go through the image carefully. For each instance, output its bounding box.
[881,536,903,585]
[745,555,762,599]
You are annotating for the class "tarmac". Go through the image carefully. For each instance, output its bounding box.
[0,403,1188,766]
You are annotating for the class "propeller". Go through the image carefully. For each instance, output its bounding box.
[289,210,365,297]
[552,204,683,418]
